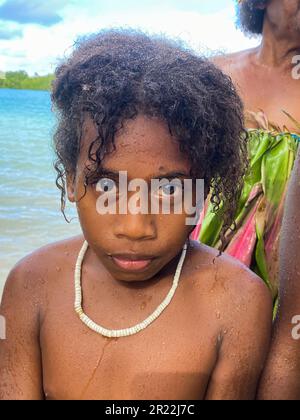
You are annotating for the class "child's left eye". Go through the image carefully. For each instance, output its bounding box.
[158,182,182,198]
[162,184,176,196]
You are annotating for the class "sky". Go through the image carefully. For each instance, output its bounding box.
[0,0,260,75]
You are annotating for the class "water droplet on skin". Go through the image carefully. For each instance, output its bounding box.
[216,311,221,320]
[56,267,61,272]
[38,277,46,285]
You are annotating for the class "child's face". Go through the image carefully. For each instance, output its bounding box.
[68,114,196,282]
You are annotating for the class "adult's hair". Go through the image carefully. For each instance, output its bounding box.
[237,0,268,36]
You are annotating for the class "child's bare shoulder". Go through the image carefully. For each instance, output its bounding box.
[186,243,272,400]
[3,236,84,302]
[187,241,272,319]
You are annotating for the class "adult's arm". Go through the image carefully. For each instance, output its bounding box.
[258,148,300,400]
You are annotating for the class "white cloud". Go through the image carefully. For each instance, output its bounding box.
[0,2,259,74]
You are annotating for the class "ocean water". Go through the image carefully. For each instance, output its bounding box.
[0,89,80,299]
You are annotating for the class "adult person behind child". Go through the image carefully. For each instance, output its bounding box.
[215,0,300,129]
[197,0,300,301]
[258,147,300,400]
[200,0,300,400]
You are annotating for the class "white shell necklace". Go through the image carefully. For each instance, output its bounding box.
[74,241,188,338]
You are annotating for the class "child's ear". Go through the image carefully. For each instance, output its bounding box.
[66,174,76,203]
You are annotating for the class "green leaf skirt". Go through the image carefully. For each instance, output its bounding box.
[194,130,300,301]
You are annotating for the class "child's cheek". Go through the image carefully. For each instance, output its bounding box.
[75,185,101,225]
[157,213,193,240]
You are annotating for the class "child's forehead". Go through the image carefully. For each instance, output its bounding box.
[80,114,191,171]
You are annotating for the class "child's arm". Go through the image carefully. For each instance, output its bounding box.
[205,269,273,400]
[258,149,300,400]
[0,260,44,400]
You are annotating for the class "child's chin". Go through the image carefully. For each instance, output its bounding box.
[112,266,162,283]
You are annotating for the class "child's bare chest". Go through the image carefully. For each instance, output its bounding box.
[40,284,219,400]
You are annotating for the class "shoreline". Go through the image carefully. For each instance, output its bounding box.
[0,87,50,92]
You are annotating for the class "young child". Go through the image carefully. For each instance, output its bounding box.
[0,29,272,400]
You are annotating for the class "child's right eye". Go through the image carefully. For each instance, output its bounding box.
[96,178,117,194]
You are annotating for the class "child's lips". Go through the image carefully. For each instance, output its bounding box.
[110,255,155,271]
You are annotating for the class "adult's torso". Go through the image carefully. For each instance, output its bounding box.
[214,49,300,131]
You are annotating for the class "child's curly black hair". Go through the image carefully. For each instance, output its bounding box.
[52,29,248,234]
[237,0,267,36]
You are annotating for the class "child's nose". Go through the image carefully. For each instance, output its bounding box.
[114,213,157,241]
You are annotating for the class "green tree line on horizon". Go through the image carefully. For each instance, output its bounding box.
[0,71,54,91]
